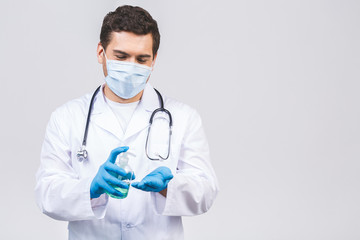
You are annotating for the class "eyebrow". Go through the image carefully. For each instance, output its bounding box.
[138,54,152,58]
[113,50,130,56]
[112,50,151,58]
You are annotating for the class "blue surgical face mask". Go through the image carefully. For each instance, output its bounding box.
[103,50,153,99]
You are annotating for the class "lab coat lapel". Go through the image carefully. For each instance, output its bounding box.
[123,83,159,140]
[123,106,149,140]
[91,85,124,141]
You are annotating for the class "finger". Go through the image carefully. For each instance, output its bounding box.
[155,167,174,181]
[164,179,170,186]
[141,178,162,191]
[131,182,149,191]
[142,177,163,187]
[131,182,156,192]
[158,170,173,181]
[122,171,135,181]
[104,162,128,177]
[111,190,125,198]
[163,173,173,181]
[102,171,129,189]
[130,172,136,180]
[107,146,129,163]
[143,182,160,191]
[131,181,147,189]
[98,177,124,197]
[131,182,140,189]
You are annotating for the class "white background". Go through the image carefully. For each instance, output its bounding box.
[1,0,360,239]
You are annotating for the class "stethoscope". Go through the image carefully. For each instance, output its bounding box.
[77,86,172,162]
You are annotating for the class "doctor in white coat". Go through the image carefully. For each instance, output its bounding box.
[35,5,219,240]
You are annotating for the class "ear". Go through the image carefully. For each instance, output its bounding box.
[146,53,158,83]
[151,53,158,68]
[97,43,105,64]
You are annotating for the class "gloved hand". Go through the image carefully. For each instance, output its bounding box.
[90,146,135,199]
[131,166,173,192]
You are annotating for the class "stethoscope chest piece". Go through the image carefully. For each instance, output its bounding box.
[77,145,88,162]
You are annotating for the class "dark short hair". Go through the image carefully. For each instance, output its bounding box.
[100,5,160,57]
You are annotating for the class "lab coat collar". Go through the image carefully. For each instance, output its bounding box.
[91,83,159,115]
[90,83,160,141]
[123,83,161,140]
[140,83,162,112]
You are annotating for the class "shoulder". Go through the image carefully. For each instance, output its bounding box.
[163,95,197,114]
[49,93,92,123]
[162,95,203,127]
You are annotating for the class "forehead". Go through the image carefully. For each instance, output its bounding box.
[107,31,153,55]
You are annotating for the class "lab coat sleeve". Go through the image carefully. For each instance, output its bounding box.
[152,108,219,216]
[35,110,108,221]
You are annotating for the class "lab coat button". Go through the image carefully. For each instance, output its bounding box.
[126,224,132,228]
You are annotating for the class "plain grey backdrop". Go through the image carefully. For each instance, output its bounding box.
[1,0,359,239]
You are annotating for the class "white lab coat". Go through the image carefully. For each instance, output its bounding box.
[35,83,219,240]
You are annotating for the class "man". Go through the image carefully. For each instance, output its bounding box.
[35,5,219,240]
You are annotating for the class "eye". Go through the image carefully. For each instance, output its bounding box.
[115,55,127,60]
[137,58,147,64]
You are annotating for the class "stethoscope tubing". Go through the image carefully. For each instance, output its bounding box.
[78,86,172,161]
[82,86,101,147]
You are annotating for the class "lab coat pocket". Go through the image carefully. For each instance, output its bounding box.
[147,138,181,172]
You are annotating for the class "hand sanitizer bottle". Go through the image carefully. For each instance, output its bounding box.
[107,151,135,199]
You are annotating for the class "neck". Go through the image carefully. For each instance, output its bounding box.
[104,84,143,103]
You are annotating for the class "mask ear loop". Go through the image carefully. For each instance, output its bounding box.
[102,47,108,60]
[150,55,156,69]
[102,47,110,77]
[146,60,155,82]
[144,56,155,83]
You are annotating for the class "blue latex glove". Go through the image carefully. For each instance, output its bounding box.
[90,146,135,199]
[131,166,173,192]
